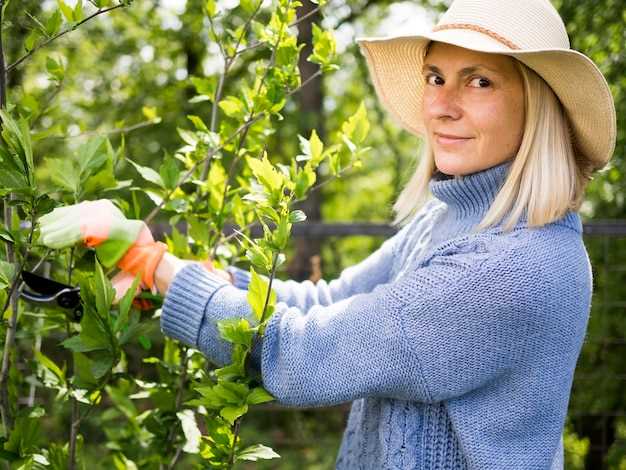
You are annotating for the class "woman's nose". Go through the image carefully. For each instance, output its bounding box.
[424,86,463,121]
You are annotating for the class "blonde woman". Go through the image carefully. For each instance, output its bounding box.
[39,0,616,467]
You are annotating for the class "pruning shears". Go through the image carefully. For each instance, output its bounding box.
[20,270,83,322]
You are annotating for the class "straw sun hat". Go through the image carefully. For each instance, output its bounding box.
[356,0,617,170]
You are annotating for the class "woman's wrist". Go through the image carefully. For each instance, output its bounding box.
[154,253,234,295]
[154,252,187,295]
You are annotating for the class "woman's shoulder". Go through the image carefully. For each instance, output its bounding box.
[421,210,589,276]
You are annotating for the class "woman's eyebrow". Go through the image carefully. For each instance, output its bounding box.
[423,63,502,77]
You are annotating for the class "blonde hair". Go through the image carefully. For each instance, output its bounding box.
[392,58,593,233]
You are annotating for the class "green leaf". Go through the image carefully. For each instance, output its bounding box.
[128,159,164,188]
[189,77,216,103]
[218,96,246,119]
[73,0,84,22]
[24,30,40,52]
[72,352,98,388]
[240,0,257,13]
[142,106,161,123]
[115,273,141,333]
[187,114,209,132]
[247,268,266,322]
[3,409,43,456]
[34,351,66,384]
[204,0,216,17]
[0,260,15,290]
[236,444,280,462]
[308,24,338,72]
[294,167,316,200]
[220,404,248,425]
[46,9,63,36]
[217,318,255,347]
[271,217,291,250]
[0,226,15,245]
[46,56,65,82]
[309,129,324,165]
[341,102,370,145]
[246,386,274,405]
[77,136,107,179]
[289,209,307,223]
[57,0,74,22]
[245,242,271,272]
[94,259,114,318]
[159,154,180,190]
[246,153,284,194]
[91,351,114,379]
[45,157,79,195]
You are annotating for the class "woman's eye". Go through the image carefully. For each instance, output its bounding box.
[426,74,444,86]
[469,77,491,88]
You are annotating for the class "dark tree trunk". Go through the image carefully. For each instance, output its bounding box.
[287,0,324,283]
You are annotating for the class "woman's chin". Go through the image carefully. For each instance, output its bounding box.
[433,155,472,177]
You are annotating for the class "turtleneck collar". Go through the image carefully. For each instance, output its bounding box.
[426,159,582,242]
[429,159,513,222]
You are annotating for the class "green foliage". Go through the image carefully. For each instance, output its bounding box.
[0,0,373,468]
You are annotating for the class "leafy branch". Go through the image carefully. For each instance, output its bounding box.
[7,2,129,73]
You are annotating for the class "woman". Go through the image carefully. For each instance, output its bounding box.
[39,0,617,467]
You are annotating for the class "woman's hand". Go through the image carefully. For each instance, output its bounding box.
[38,200,146,266]
[38,199,168,292]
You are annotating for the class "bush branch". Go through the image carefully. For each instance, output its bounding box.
[7,4,127,73]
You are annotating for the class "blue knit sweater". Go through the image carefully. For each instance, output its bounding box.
[160,160,591,469]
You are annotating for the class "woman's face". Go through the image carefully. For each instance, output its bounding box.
[421,42,525,177]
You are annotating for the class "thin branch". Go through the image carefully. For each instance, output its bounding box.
[199,0,264,184]
[0,0,7,108]
[0,199,36,431]
[44,119,159,141]
[290,5,321,29]
[163,346,189,470]
[144,1,320,227]
[7,4,127,73]
[287,69,322,99]
[233,5,321,57]
[144,113,265,225]
[208,0,292,257]
[219,162,359,245]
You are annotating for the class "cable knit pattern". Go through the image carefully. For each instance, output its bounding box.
[160,160,591,469]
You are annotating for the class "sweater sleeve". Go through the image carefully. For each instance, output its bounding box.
[225,199,443,312]
[161,234,540,407]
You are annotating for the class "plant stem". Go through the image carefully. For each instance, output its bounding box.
[66,247,79,470]
[198,0,264,186]
[227,417,242,468]
[68,398,79,470]
[209,0,291,258]
[7,4,127,73]
[144,113,265,225]
[44,118,158,141]
[0,198,36,433]
[234,5,321,57]
[162,345,189,470]
[144,17,320,226]
[0,0,6,109]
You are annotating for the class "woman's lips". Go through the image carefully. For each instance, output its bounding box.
[435,133,473,146]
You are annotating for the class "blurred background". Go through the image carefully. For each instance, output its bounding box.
[4,0,626,468]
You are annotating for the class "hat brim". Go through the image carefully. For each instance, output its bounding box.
[356,28,617,169]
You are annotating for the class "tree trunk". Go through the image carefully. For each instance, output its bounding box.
[287,0,324,283]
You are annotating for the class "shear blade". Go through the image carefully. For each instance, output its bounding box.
[21,270,75,296]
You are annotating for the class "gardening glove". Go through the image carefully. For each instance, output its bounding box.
[38,199,168,291]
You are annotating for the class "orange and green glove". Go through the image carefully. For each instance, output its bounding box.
[38,199,168,298]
